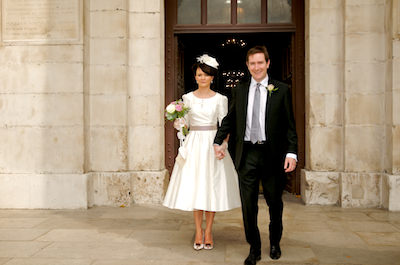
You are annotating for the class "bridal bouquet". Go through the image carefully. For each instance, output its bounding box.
[165,99,189,145]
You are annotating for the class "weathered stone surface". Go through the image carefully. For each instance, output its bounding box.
[89,38,127,65]
[345,94,384,125]
[88,170,169,207]
[89,65,127,95]
[301,170,340,205]
[0,94,83,126]
[131,170,169,204]
[2,0,80,43]
[345,62,386,93]
[88,172,133,207]
[89,95,127,126]
[0,127,84,173]
[90,11,126,38]
[345,126,384,172]
[129,38,161,67]
[345,3,384,33]
[393,125,400,174]
[129,13,161,39]
[308,127,343,171]
[129,95,162,126]
[0,174,87,209]
[129,66,162,96]
[309,93,342,126]
[128,125,164,171]
[0,63,83,94]
[340,173,381,208]
[89,127,127,172]
[382,174,400,211]
[309,6,343,34]
[89,0,126,11]
[309,35,344,64]
[129,0,162,12]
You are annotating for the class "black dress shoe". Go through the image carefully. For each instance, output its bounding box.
[244,252,261,265]
[270,244,281,260]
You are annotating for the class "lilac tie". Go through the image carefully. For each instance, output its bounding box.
[250,83,262,144]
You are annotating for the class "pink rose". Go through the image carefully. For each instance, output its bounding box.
[175,104,183,112]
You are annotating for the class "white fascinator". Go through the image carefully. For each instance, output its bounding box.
[197,54,219,69]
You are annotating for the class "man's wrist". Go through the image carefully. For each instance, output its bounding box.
[286,153,297,162]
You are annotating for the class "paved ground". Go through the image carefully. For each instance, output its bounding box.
[0,194,399,265]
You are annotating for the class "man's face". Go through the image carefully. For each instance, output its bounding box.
[246,53,270,83]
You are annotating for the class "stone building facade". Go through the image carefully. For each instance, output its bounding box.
[0,0,399,210]
[302,0,400,211]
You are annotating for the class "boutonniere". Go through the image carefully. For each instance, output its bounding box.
[267,84,278,96]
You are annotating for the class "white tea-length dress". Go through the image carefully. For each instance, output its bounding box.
[163,92,241,212]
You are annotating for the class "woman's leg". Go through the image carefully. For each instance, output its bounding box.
[204,211,215,247]
[193,210,204,244]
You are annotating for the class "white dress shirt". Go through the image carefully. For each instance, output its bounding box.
[244,76,297,161]
[244,76,268,141]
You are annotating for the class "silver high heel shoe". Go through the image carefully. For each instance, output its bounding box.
[204,233,214,250]
[193,231,204,251]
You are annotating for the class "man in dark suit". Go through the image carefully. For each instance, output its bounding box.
[214,46,297,264]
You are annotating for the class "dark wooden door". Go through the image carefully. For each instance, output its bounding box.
[165,0,304,194]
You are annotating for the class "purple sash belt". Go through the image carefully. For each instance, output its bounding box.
[190,125,217,131]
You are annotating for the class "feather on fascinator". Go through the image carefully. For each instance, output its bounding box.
[197,54,219,70]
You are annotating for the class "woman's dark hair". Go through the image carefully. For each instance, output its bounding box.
[192,63,218,77]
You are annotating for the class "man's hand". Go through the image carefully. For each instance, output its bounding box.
[213,144,226,160]
[284,157,297,172]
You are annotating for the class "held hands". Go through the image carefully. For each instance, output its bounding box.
[213,143,227,160]
[284,157,297,172]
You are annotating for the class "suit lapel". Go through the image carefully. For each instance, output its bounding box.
[239,80,250,137]
[265,78,273,134]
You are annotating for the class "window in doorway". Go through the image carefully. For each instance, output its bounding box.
[268,0,292,23]
[237,0,261,24]
[208,0,230,24]
[176,0,292,25]
[177,0,201,24]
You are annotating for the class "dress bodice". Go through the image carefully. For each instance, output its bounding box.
[182,92,228,128]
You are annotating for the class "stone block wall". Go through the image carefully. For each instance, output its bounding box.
[0,0,167,209]
[303,0,400,211]
[0,0,85,208]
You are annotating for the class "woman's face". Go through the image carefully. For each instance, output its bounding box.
[195,67,214,88]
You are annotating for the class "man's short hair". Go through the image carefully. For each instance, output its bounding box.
[246,46,269,62]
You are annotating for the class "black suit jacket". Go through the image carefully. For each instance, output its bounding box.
[214,78,298,170]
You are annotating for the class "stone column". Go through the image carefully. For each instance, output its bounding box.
[340,0,387,208]
[86,0,168,206]
[302,0,344,205]
[382,0,400,211]
[127,0,168,204]
[84,0,132,207]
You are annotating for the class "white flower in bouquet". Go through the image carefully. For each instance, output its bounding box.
[166,103,176,114]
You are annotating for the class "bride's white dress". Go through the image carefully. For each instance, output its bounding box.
[163,92,241,212]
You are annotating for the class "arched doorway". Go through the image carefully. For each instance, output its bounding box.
[165,0,305,194]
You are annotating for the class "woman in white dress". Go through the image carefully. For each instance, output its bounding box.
[163,54,241,250]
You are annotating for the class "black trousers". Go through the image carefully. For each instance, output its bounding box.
[238,142,285,253]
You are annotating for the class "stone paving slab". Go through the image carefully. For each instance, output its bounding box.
[0,195,399,265]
